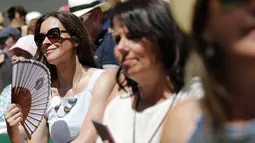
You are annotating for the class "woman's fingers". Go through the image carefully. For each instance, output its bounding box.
[4,104,23,126]
[5,105,21,118]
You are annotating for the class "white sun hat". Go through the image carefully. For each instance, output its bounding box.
[25,11,42,25]
[68,0,110,17]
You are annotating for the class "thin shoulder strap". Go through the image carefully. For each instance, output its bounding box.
[86,69,104,92]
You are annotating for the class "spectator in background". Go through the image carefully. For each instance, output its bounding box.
[69,0,119,69]
[0,50,11,93]
[0,12,5,30]
[0,27,20,92]
[7,5,27,30]
[25,11,42,35]
[0,35,37,129]
[7,5,27,36]
[25,11,42,26]
[0,27,21,53]
[58,5,70,12]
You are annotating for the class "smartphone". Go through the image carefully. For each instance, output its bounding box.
[92,120,115,143]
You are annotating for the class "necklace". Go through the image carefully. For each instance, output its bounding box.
[132,94,178,143]
[54,65,84,118]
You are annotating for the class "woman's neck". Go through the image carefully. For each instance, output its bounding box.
[230,88,255,121]
[56,56,85,90]
[134,73,174,111]
[9,20,24,28]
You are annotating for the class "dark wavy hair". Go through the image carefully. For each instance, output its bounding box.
[33,12,96,81]
[112,0,187,94]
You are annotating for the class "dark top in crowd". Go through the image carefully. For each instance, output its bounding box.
[94,10,119,68]
[0,53,12,93]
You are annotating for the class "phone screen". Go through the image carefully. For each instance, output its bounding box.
[92,120,115,142]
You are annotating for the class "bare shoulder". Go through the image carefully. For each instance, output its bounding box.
[161,98,201,143]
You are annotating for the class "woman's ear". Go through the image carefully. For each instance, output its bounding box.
[72,36,80,47]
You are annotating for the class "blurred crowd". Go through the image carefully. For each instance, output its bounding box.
[0,0,255,143]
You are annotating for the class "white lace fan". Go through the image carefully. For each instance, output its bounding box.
[12,59,51,139]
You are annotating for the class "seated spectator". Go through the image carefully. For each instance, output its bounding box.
[69,0,119,69]
[5,12,116,143]
[25,11,42,35]
[96,0,202,142]
[0,35,37,134]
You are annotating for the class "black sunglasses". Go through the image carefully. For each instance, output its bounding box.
[35,27,69,47]
[219,0,249,11]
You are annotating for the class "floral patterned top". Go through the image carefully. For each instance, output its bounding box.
[0,84,11,122]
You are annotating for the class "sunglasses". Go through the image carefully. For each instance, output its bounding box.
[35,27,69,47]
[219,0,249,11]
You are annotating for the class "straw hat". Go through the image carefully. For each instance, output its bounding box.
[68,0,110,17]
[169,0,197,34]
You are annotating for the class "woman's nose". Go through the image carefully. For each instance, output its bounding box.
[116,38,129,53]
[42,36,51,45]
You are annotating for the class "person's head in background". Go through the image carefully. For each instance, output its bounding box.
[0,12,5,30]
[112,0,185,95]
[170,0,255,128]
[25,11,42,35]
[108,0,127,7]
[58,5,70,13]
[34,11,96,81]
[7,5,27,29]
[0,27,21,53]
[8,34,37,61]
[69,0,110,42]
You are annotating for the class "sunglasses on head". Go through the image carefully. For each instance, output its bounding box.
[219,0,250,11]
[35,27,69,47]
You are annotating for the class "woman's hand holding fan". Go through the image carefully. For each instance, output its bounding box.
[5,59,51,140]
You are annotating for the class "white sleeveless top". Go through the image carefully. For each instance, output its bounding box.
[46,70,103,143]
[97,77,203,143]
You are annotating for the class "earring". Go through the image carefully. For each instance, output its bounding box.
[205,45,216,59]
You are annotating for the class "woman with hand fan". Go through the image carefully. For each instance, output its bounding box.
[5,12,116,143]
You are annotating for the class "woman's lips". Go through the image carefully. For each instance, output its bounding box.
[45,48,56,55]
[122,58,135,67]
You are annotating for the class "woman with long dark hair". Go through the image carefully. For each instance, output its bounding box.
[162,0,255,142]
[5,12,116,143]
[96,0,202,142]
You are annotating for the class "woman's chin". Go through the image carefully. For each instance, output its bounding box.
[46,56,58,65]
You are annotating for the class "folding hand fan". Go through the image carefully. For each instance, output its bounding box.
[11,59,51,139]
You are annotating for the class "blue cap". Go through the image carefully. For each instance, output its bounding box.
[0,27,21,38]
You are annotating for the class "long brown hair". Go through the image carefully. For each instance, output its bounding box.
[34,12,96,81]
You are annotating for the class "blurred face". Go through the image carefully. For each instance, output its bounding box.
[8,48,32,62]
[81,8,103,41]
[5,36,15,50]
[206,0,255,86]
[38,17,75,65]
[113,18,163,81]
